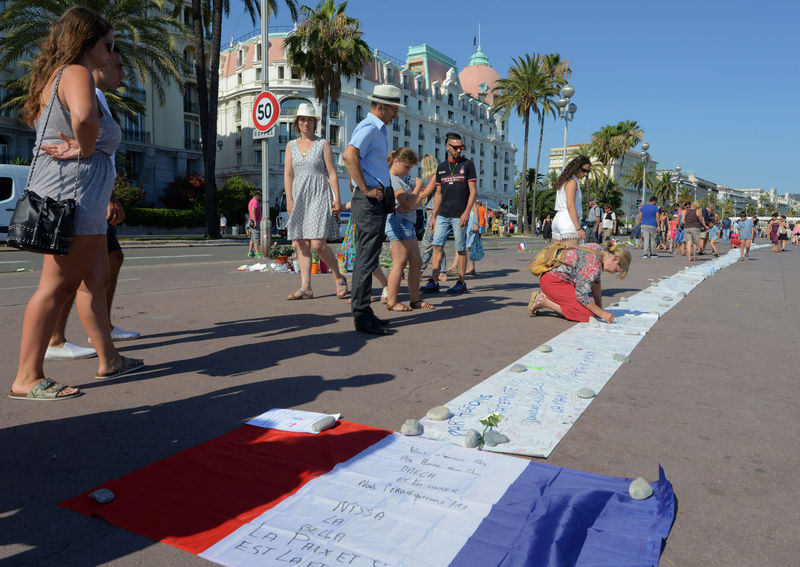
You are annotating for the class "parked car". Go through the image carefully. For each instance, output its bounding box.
[0,164,29,242]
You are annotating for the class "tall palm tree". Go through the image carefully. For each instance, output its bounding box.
[613,120,644,182]
[651,172,675,206]
[283,0,370,139]
[0,0,184,105]
[620,161,653,205]
[185,0,298,237]
[492,53,548,232]
[532,53,571,195]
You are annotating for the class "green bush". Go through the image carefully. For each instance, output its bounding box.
[114,175,147,207]
[217,176,255,223]
[124,207,204,228]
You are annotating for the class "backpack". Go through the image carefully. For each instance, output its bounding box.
[528,243,600,277]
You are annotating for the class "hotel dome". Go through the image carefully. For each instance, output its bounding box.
[458,46,501,104]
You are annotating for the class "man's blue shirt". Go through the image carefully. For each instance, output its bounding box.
[348,112,390,187]
[641,203,659,227]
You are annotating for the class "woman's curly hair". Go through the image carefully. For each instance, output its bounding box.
[555,155,591,190]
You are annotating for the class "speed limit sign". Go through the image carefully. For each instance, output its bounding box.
[252,91,279,132]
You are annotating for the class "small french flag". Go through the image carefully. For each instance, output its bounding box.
[518,241,527,251]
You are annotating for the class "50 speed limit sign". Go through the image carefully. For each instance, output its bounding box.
[252,91,279,132]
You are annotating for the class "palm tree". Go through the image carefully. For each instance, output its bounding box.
[0,0,184,105]
[283,0,370,139]
[620,161,653,205]
[613,120,644,181]
[532,53,571,196]
[492,53,548,232]
[185,0,298,237]
[651,172,675,206]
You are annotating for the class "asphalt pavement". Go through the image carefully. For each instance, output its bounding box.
[1,236,797,566]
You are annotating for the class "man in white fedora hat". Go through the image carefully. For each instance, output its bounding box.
[342,85,404,335]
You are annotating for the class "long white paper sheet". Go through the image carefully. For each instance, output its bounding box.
[421,248,763,457]
[200,434,527,567]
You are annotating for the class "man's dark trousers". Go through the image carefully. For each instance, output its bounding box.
[350,191,387,327]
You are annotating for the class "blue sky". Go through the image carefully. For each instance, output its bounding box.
[222,0,799,193]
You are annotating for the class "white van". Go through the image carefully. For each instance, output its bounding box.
[0,164,30,242]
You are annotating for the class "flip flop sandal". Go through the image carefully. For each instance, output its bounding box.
[528,292,545,317]
[287,289,313,300]
[335,279,349,299]
[386,303,412,312]
[8,378,81,401]
[410,300,435,310]
[95,356,144,381]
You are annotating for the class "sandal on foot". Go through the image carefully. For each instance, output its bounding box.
[386,303,412,312]
[95,356,144,381]
[8,378,81,401]
[287,289,313,300]
[528,292,545,317]
[410,300,435,310]
[335,278,348,299]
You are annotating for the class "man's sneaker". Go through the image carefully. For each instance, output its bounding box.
[446,281,468,294]
[111,326,141,341]
[642,254,650,258]
[248,252,255,257]
[420,280,440,293]
[45,341,97,360]
[255,253,261,259]
[713,252,720,257]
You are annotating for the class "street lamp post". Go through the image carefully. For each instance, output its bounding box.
[556,85,577,174]
[640,142,649,205]
[675,165,681,204]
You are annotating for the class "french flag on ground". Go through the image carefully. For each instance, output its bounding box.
[61,420,675,567]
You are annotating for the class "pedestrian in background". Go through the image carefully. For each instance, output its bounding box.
[247,191,261,258]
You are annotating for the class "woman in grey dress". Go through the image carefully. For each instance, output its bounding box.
[284,103,348,300]
[9,7,142,401]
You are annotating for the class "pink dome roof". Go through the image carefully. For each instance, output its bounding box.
[458,47,501,103]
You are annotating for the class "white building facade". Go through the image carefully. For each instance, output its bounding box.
[216,34,516,214]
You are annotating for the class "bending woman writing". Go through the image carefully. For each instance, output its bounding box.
[529,243,631,323]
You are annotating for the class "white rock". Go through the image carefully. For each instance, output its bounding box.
[536,344,553,353]
[510,363,527,373]
[576,387,596,399]
[613,354,631,363]
[311,416,336,432]
[649,311,660,317]
[464,429,482,448]
[629,477,654,500]
[624,330,641,335]
[620,297,629,302]
[426,406,451,421]
[588,318,600,328]
[483,430,510,447]
[89,488,115,504]
[400,419,423,436]
[643,290,652,294]
[677,292,686,298]
[659,303,669,307]
[662,296,673,301]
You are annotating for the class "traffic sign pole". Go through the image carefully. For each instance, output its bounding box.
[260,0,271,258]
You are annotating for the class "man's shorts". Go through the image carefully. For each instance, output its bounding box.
[385,215,416,241]
[432,216,468,251]
[699,230,709,239]
[106,223,121,253]
[250,228,260,243]
[684,227,701,244]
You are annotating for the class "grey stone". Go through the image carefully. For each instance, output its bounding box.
[677,292,687,298]
[576,387,596,399]
[649,311,660,317]
[311,416,337,432]
[619,297,629,302]
[89,488,115,504]
[587,318,600,328]
[464,429,482,448]
[610,302,619,307]
[643,290,652,294]
[426,406,451,421]
[483,430,510,447]
[629,477,654,500]
[510,363,527,373]
[649,282,658,287]
[624,330,641,335]
[536,344,553,353]
[400,419,423,436]
[662,296,673,301]
[613,353,631,363]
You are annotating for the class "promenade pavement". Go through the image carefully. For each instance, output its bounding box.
[1,236,797,566]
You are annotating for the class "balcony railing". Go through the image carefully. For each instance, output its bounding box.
[418,132,425,140]
[280,107,295,116]
[392,122,400,131]
[121,128,151,144]
[404,128,411,136]
[184,100,199,114]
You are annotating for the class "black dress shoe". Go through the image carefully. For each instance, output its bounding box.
[355,323,392,336]
[371,317,390,327]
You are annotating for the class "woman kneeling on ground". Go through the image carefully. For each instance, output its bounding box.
[529,243,631,323]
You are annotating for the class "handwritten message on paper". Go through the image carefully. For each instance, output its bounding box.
[200,434,527,567]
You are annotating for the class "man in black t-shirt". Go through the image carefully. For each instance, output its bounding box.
[420,133,477,294]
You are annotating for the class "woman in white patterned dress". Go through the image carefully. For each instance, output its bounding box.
[551,155,591,246]
[284,103,348,300]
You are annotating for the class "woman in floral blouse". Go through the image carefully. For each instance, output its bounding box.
[528,243,631,323]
